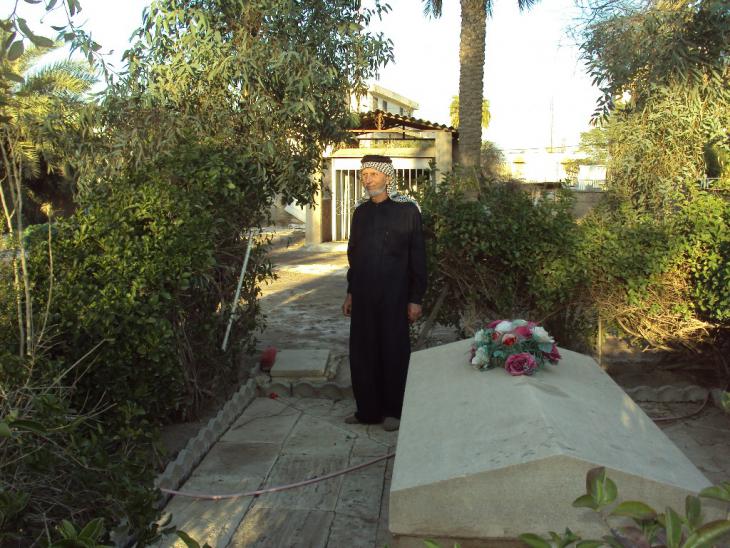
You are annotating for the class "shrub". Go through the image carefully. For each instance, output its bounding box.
[415,175,592,351]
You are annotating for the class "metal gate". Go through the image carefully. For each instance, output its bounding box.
[331,158,432,240]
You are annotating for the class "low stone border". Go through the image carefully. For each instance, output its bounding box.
[154,379,257,499]
[257,379,353,400]
[625,384,709,403]
[113,380,257,546]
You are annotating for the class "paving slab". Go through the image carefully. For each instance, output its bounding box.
[327,513,379,548]
[270,349,331,378]
[280,413,357,457]
[220,398,299,445]
[158,441,281,547]
[252,453,349,511]
[334,457,386,520]
[228,507,333,547]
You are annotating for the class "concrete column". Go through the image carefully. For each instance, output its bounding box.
[433,131,453,185]
[305,178,323,246]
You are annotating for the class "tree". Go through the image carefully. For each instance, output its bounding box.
[1,36,95,360]
[449,94,490,130]
[579,0,730,213]
[423,0,538,171]
[580,0,730,120]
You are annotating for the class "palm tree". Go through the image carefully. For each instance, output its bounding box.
[1,35,95,357]
[424,0,538,172]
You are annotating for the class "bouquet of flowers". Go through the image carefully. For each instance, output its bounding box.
[470,319,561,376]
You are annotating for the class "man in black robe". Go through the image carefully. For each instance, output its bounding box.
[342,155,427,431]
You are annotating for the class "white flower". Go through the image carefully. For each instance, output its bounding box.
[471,347,488,366]
[474,329,487,344]
[495,320,513,333]
[531,325,554,344]
[512,319,528,327]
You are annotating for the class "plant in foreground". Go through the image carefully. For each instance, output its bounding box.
[521,467,730,548]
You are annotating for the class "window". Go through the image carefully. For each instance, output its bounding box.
[400,107,404,115]
[382,100,388,111]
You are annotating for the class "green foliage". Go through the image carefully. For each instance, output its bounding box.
[574,192,729,350]
[449,95,490,130]
[580,0,730,121]
[415,175,591,349]
[521,468,730,548]
[0,373,161,545]
[1,0,395,544]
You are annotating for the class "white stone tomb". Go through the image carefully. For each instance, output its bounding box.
[390,339,718,544]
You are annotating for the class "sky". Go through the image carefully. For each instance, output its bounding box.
[8,0,599,152]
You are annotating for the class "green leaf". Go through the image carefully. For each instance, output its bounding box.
[603,477,618,505]
[699,483,730,503]
[685,495,701,530]
[28,34,55,48]
[176,531,201,548]
[10,420,47,435]
[0,422,11,437]
[586,467,606,503]
[610,501,657,521]
[58,519,77,538]
[16,18,33,39]
[682,520,730,548]
[576,542,603,548]
[423,541,441,548]
[664,506,682,548]
[7,39,24,61]
[573,494,599,510]
[78,518,104,540]
[518,534,552,548]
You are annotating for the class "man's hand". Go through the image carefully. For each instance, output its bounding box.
[407,303,422,324]
[342,293,353,317]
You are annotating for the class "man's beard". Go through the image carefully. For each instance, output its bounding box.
[367,185,387,197]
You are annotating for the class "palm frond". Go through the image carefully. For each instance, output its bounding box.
[20,61,97,98]
[422,0,443,18]
[516,0,540,12]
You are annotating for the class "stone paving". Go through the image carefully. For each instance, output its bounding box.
[157,228,730,547]
[159,396,397,547]
[158,395,730,547]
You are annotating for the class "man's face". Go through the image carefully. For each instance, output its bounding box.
[361,167,388,197]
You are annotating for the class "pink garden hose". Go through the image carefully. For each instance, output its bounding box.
[159,452,395,501]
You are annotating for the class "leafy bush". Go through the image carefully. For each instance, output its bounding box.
[0,366,160,545]
[521,467,730,548]
[576,192,729,352]
[415,175,593,351]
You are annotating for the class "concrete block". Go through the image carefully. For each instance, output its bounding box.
[390,338,720,542]
[270,349,330,378]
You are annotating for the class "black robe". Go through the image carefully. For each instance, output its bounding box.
[346,197,427,422]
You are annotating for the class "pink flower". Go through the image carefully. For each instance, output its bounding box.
[514,325,532,339]
[502,333,517,346]
[504,353,537,376]
[543,344,561,364]
[470,346,476,360]
[487,319,504,329]
[492,331,501,341]
[528,321,538,328]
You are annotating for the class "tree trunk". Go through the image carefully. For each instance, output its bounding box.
[457,0,487,172]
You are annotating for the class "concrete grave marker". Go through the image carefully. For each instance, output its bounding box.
[389,339,720,545]
[270,349,330,379]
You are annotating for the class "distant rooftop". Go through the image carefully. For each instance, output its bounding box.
[358,110,457,133]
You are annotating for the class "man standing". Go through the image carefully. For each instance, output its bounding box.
[342,155,427,431]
